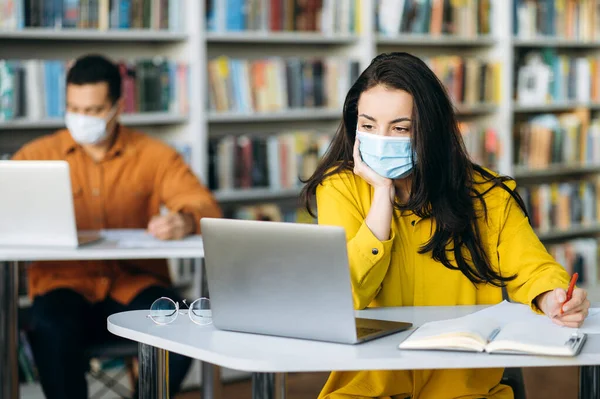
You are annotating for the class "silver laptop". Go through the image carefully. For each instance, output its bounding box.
[0,160,102,248]
[201,218,412,344]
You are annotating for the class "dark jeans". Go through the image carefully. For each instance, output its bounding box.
[27,285,192,399]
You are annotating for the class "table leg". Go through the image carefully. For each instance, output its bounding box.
[138,343,170,399]
[0,261,19,399]
[579,365,600,399]
[202,362,222,399]
[251,372,287,399]
[197,257,222,399]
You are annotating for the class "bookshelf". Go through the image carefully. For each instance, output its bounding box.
[3,0,600,392]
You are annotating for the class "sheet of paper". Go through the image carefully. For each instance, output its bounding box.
[471,300,600,334]
[100,229,203,248]
[578,308,600,334]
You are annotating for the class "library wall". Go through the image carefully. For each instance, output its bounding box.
[0,0,597,398]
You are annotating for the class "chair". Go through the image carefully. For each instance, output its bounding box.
[502,367,527,399]
[85,340,139,399]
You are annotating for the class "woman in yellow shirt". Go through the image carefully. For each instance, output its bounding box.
[300,52,590,399]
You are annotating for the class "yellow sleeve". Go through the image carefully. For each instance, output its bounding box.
[316,177,394,310]
[158,151,222,233]
[497,188,570,313]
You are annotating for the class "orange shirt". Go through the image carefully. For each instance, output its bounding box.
[12,126,222,304]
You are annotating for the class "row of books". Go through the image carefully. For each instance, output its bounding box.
[518,178,600,233]
[0,59,189,121]
[514,109,600,169]
[460,121,500,171]
[208,131,331,191]
[516,50,600,106]
[208,122,499,192]
[0,0,183,31]
[207,56,360,113]
[376,0,492,37]
[206,0,360,34]
[514,0,600,40]
[426,56,501,106]
[547,238,598,287]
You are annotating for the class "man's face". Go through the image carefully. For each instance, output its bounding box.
[66,82,116,117]
[66,82,121,144]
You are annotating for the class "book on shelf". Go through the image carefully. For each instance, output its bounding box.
[208,130,331,192]
[207,56,360,114]
[376,0,492,37]
[516,49,600,106]
[459,122,500,171]
[426,56,502,106]
[518,178,600,233]
[547,238,598,287]
[399,300,587,357]
[515,109,600,170]
[0,58,189,122]
[514,0,600,40]
[228,203,316,224]
[206,0,360,34]
[0,0,184,31]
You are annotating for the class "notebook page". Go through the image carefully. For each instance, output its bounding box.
[465,300,547,327]
[486,320,578,356]
[400,314,500,349]
[100,229,204,248]
[578,308,600,334]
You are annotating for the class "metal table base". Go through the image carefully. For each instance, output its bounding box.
[0,261,19,399]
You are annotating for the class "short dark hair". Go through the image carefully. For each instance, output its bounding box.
[66,54,121,104]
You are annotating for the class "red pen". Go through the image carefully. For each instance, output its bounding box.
[561,272,579,315]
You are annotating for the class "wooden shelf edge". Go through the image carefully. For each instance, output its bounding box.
[513,164,600,179]
[513,102,600,113]
[214,188,302,203]
[513,37,600,47]
[377,34,496,46]
[0,113,188,130]
[208,108,341,123]
[0,28,187,41]
[206,31,358,43]
[536,224,600,241]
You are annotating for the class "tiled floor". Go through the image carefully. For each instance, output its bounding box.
[177,368,579,399]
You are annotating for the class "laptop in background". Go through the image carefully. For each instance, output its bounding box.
[0,160,102,248]
[201,218,412,345]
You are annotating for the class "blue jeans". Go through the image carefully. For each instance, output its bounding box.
[27,285,192,399]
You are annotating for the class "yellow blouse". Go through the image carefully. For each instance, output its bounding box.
[315,169,570,399]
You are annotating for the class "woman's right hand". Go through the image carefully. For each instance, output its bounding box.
[353,138,395,201]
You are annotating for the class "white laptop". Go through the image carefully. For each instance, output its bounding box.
[201,218,412,345]
[0,160,102,248]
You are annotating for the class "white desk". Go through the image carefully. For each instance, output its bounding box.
[0,232,205,399]
[108,305,600,399]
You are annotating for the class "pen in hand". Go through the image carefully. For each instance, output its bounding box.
[561,272,579,315]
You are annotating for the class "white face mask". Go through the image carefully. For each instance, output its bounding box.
[65,106,117,145]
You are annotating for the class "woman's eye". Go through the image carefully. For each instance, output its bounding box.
[395,127,410,132]
[361,125,374,130]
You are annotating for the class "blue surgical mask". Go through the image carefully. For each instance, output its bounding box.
[356,130,415,179]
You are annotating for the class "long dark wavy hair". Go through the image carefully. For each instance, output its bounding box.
[300,52,528,287]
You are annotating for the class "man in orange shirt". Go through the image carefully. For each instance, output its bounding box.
[13,54,222,399]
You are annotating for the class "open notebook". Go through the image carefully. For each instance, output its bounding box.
[399,301,587,356]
